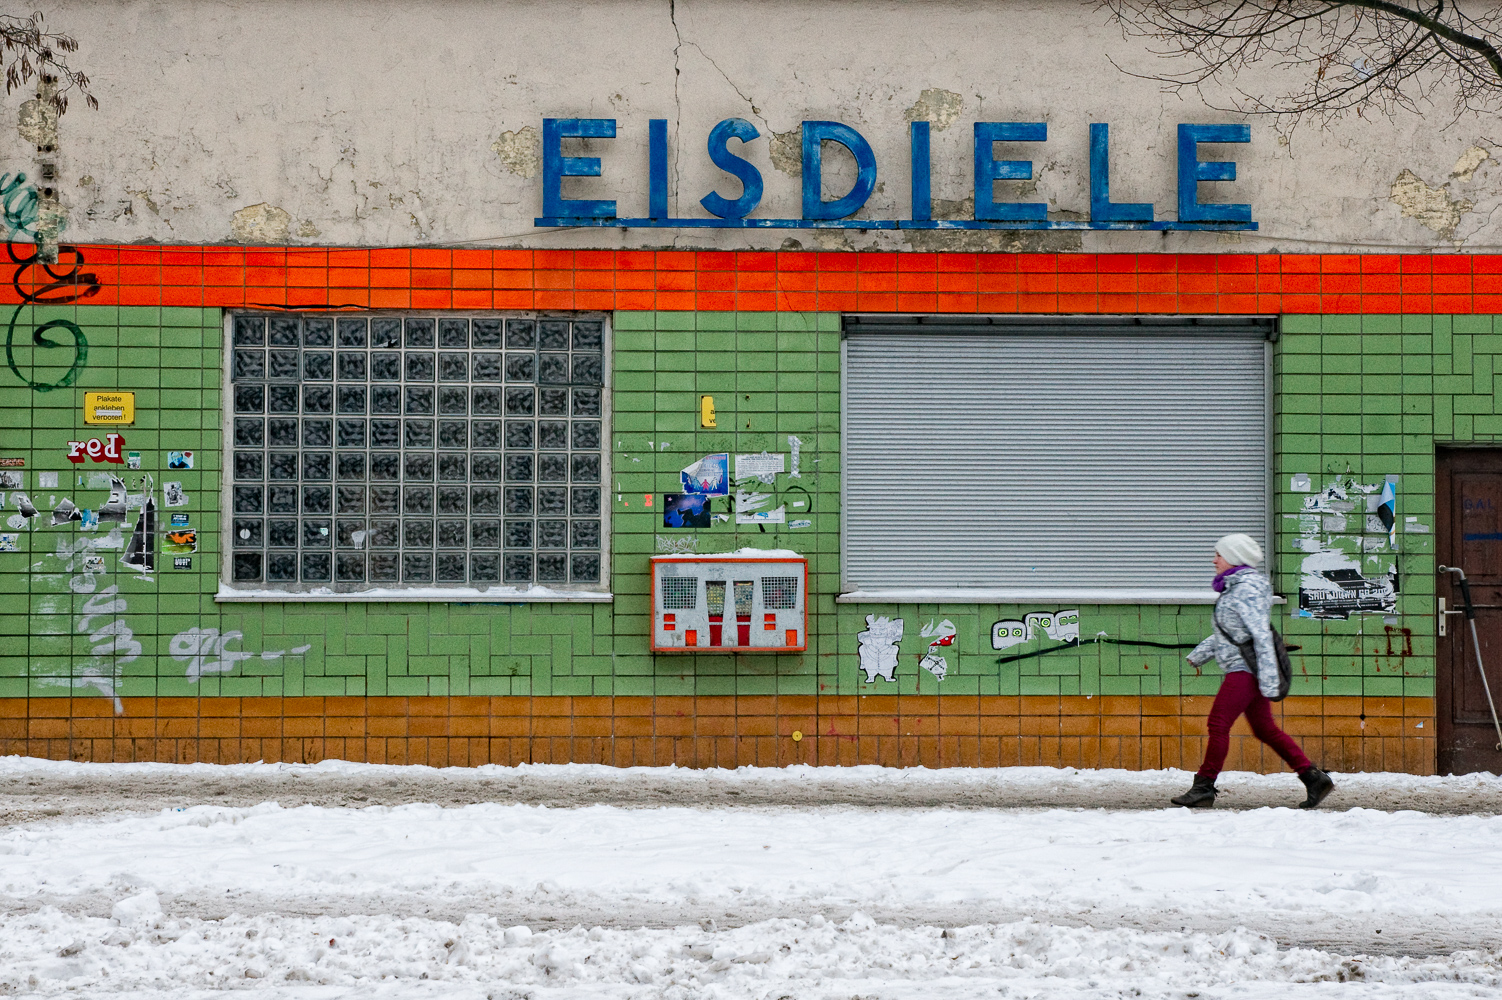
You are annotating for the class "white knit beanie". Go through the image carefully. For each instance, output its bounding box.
[1215,533,1264,567]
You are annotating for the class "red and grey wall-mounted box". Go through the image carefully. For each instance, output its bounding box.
[650,554,808,653]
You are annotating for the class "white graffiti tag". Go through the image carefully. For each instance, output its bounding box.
[169,627,311,681]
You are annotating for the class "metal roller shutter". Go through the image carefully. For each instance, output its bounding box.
[841,316,1271,593]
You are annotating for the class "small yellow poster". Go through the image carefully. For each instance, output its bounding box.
[83,392,135,425]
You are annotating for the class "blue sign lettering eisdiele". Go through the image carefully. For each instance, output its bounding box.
[536,119,1255,231]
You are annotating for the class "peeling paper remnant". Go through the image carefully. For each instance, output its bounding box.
[787,436,802,478]
[857,614,904,683]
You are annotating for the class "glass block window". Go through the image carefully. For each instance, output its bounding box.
[227,313,607,593]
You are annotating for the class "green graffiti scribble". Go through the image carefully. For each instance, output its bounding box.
[5,239,100,392]
[0,172,39,237]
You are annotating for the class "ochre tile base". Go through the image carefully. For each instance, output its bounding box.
[0,695,1436,773]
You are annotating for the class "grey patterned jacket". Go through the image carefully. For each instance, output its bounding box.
[1186,568,1281,698]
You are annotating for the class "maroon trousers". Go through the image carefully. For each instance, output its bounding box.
[1195,670,1312,780]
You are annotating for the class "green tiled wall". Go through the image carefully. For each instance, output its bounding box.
[1,308,1483,705]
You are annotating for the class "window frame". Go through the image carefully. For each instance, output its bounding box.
[215,310,612,603]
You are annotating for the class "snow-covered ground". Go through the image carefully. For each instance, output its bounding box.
[3,758,1502,999]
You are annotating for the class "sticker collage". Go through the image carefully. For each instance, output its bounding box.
[854,609,1082,686]
[1286,473,1422,620]
[646,435,812,551]
[0,440,198,575]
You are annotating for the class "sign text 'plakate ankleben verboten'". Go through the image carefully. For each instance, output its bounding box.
[534,120,1255,232]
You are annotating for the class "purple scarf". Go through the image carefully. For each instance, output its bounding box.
[1212,565,1248,593]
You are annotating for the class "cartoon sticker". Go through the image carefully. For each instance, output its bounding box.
[991,619,1028,650]
[857,614,904,683]
[918,618,956,681]
[1024,611,1054,640]
[167,451,194,470]
[1045,610,1080,642]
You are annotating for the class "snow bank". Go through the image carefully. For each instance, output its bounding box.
[2,909,1499,997]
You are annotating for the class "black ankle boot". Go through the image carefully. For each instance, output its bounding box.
[1171,775,1218,808]
[1298,766,1335,809]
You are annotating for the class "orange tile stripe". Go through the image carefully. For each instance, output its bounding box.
[2,248,1494,314]
[0,695,1436,772]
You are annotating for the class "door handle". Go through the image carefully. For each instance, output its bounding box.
[1439,597,1467,636]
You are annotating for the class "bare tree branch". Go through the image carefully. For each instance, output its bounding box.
[1100,0,1502,122]
[0,10,96,115]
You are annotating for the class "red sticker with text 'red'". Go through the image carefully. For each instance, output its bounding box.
[67,433,125,464]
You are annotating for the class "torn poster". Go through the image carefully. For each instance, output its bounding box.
[734,488,771,512]
[662,493,713,529]
[680,453,729,497]
[918,618,957,681]
[37,472,57,489]
[1290,473,1312,492]
[0,471,20,489]
[787,436,802,478]
[0,534,16,552]
[163,481,189,508]
[98,477,129,523]
[857,614,904,683]
[991,619,1027,650]
[11,491,37,519]
[1378,478,1397,546]
[734,451,785,483]
[1302,479,1354,514]
[50,498,81,526]
[736,505,786,524]
[121,480,156,573]
[1298,548,1398,619]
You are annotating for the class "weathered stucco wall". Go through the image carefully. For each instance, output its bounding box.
[4,0,1500,254]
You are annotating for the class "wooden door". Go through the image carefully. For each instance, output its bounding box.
[1436,448,1502,774]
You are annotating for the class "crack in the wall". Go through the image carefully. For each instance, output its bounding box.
[669,0,683,213]
[682,39,769,134]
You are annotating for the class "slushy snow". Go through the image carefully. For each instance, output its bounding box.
[3,759,1501,999]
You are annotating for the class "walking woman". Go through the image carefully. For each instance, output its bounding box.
[1172,533,1335,809]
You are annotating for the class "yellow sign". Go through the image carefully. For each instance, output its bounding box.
[83,392,135,425]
